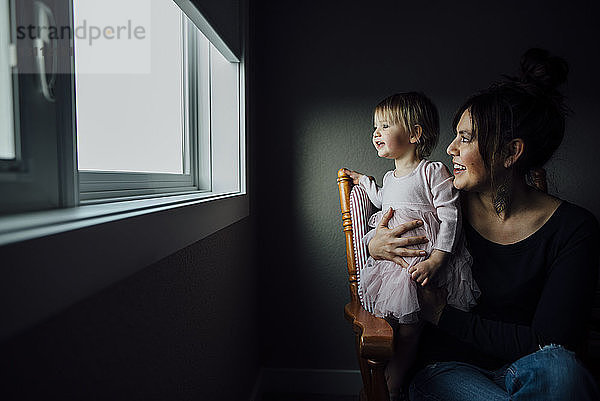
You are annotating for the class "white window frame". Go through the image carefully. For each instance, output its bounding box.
[0,0,17,161]
[77,14,197,202]
[78,10,244,204]
[0,0,248,245]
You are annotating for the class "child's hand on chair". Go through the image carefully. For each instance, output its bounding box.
[342,168,364,185]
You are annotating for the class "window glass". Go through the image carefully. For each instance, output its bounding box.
[0,0,15,160]
[74,0,186,174]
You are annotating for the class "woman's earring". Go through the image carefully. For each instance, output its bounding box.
[493,174,512,215]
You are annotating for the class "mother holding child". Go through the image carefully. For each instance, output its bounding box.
[345,48,600,400]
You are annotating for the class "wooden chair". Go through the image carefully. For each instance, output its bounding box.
[337,168,393,401]
[337,167,599,400]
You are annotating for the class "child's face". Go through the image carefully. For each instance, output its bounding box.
[372,117,412,160]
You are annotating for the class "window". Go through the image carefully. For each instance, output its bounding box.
[0,0,246,241]
[75,0,196,201]
[0,0,74,215]
[74,0,242,202]
[0,0,15,160]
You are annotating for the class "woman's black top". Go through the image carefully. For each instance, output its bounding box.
[417,201,600,370]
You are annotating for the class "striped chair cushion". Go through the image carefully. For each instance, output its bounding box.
[349,185,374,306]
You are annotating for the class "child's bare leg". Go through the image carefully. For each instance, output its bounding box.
[385,321,424,400]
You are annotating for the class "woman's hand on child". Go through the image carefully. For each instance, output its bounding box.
[408,250,450,286]
[343,168,364,185]
[368,208,429,268]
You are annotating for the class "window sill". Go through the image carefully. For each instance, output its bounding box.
[0,190,247,246]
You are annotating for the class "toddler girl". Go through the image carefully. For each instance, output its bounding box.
[344,92,479,399]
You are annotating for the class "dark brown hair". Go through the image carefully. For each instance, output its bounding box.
[452,48,569,179]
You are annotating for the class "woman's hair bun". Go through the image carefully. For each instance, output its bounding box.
[519,48,568,90]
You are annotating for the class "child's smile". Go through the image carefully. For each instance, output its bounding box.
[372,120,412,160]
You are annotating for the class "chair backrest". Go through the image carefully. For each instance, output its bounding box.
[337,169,373,304]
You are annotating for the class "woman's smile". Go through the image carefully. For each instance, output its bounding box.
[447,109,488,191]
[453,162,467,175]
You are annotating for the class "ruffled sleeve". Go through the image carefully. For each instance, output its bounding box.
[358,174,383,209]
[426,162,460,253]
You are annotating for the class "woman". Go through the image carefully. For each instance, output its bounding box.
[367,49,600,400]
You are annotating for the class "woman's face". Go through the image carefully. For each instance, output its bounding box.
[446,109,489,192]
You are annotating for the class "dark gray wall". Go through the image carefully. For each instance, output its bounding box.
[253,0,600,369]
[0,218,258,401]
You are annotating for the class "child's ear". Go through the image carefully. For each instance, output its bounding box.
[503,138,525,168]
[410,125,423,144]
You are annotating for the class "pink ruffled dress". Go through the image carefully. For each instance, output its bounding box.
[358,160,480,324]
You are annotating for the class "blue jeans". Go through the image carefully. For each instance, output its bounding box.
[409,345,600,401]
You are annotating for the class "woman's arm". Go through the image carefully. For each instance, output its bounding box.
[421,213,600,361]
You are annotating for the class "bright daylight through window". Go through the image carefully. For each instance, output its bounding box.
[74,0,186,174]
[74,0,242,201]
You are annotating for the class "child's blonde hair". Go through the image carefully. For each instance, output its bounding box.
[374,92,440,159]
